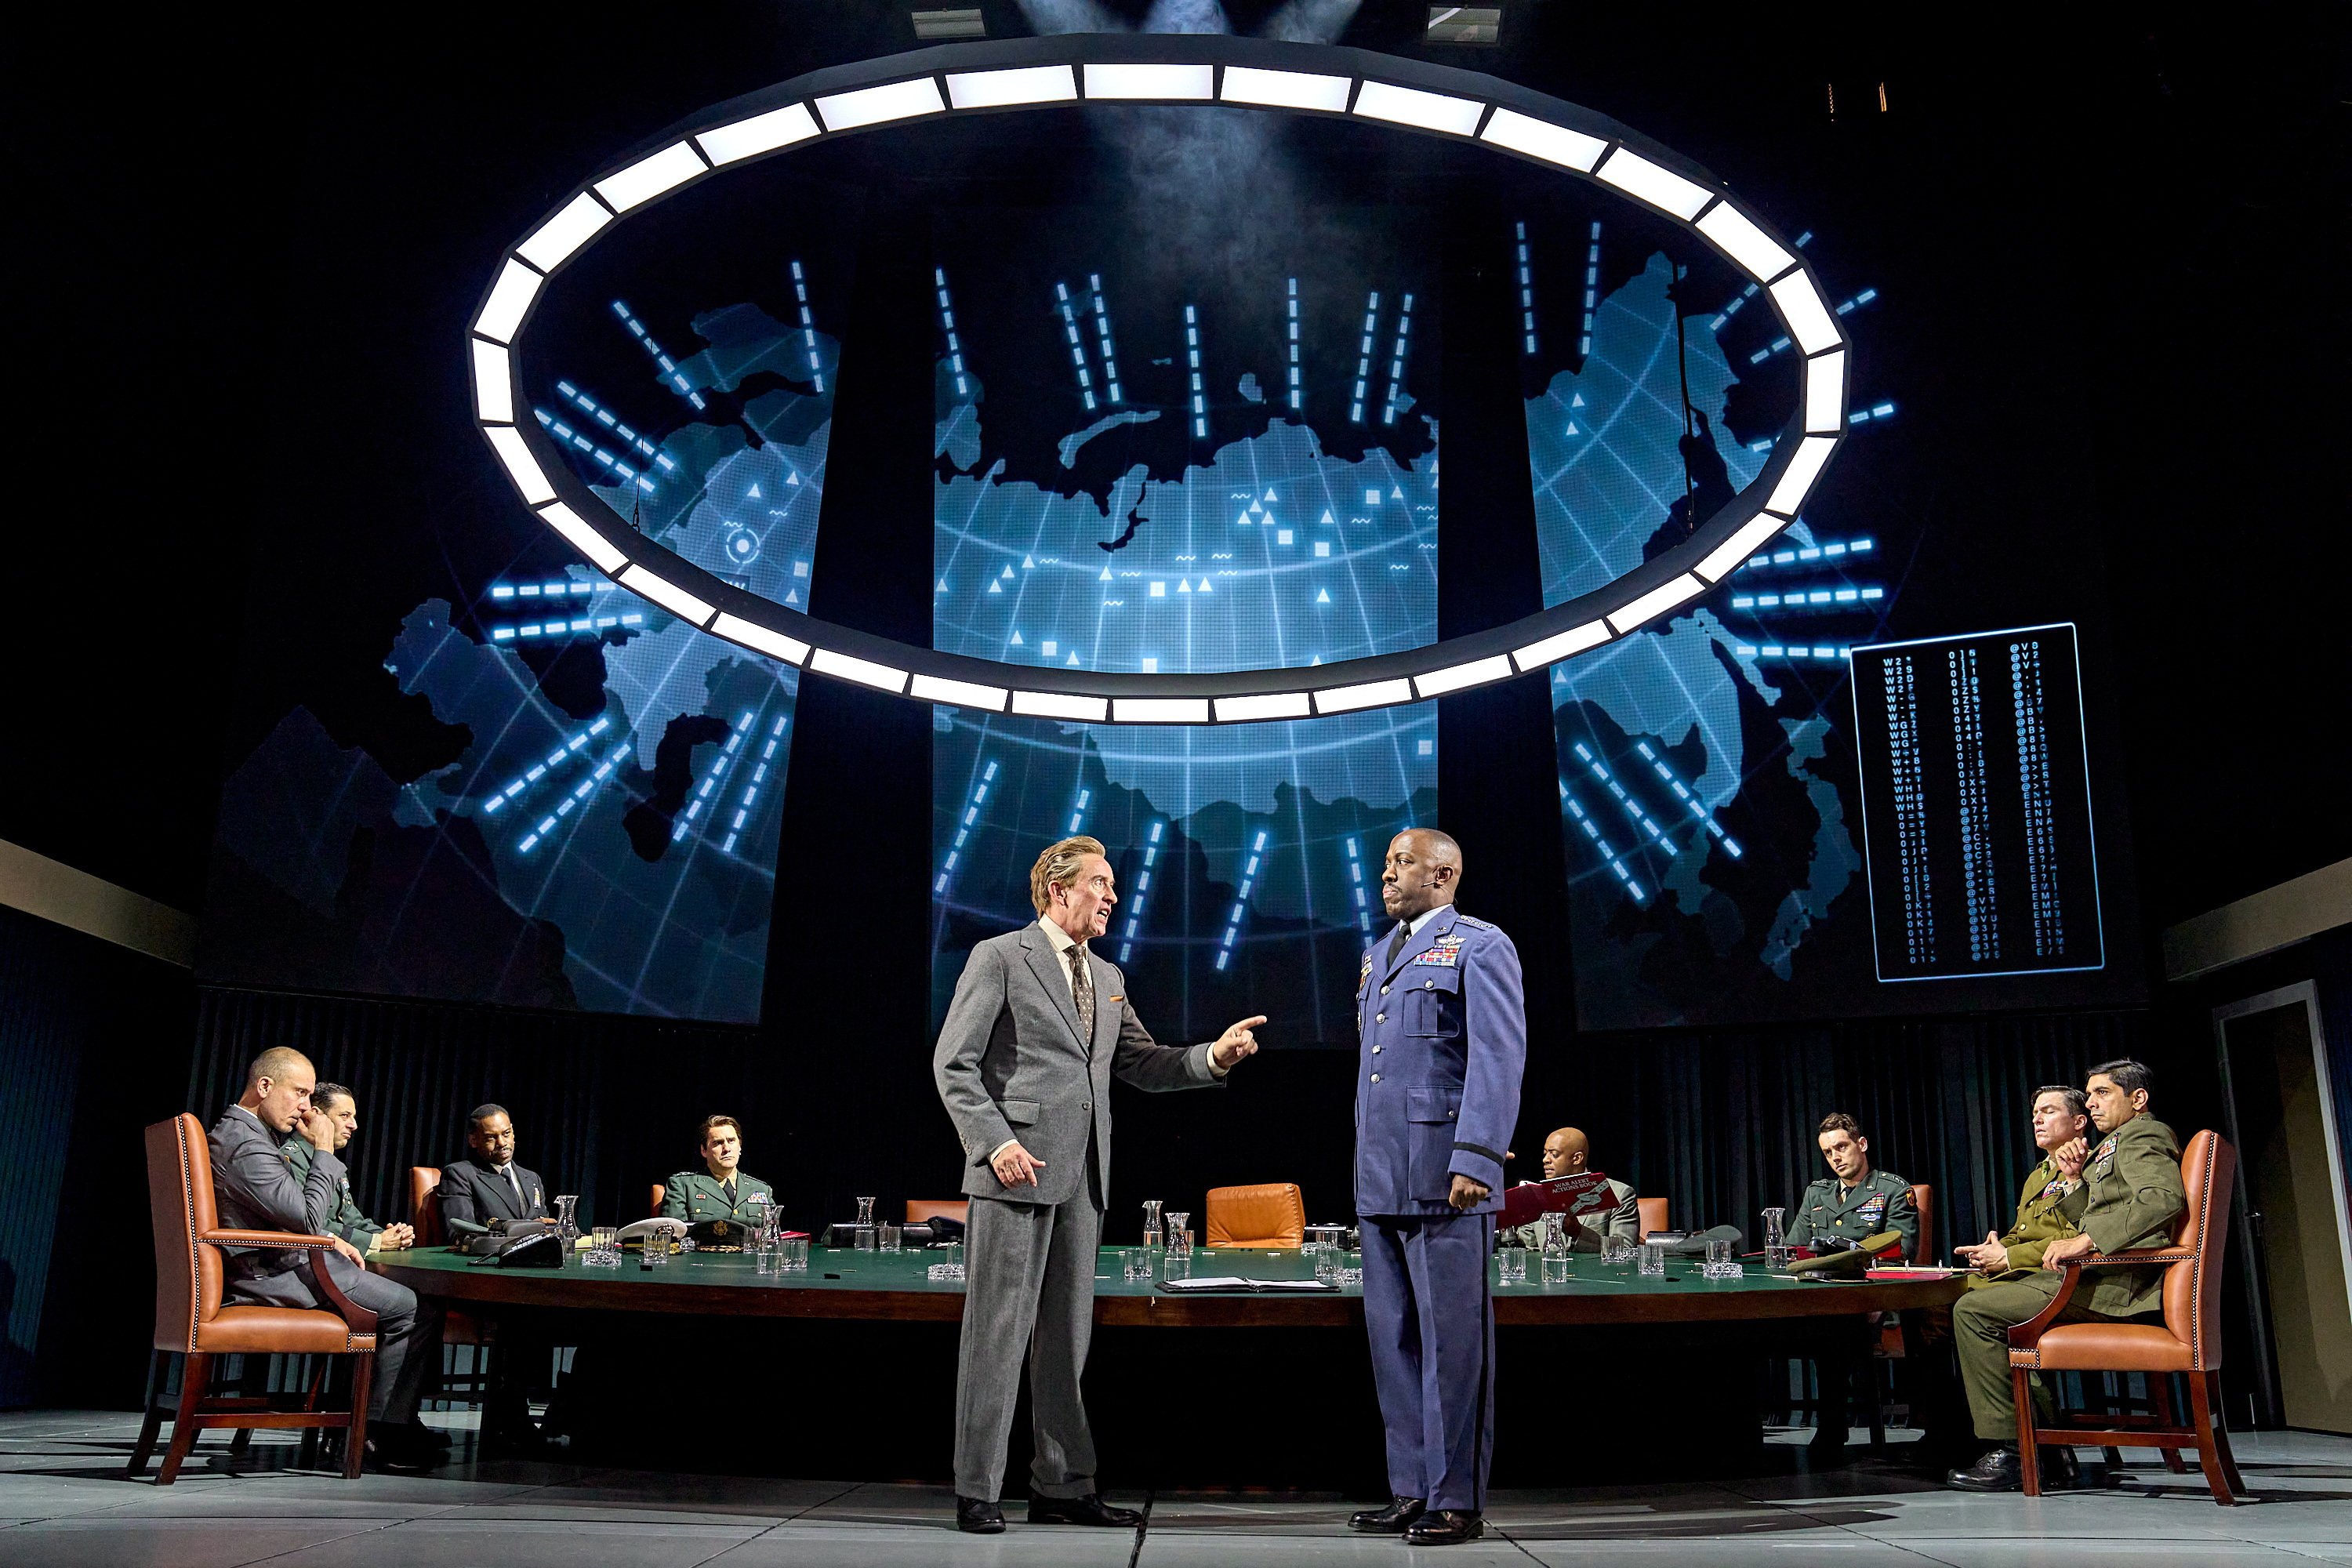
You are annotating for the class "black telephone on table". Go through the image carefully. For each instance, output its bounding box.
[448,1218,564,1267]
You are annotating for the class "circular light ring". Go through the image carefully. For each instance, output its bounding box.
[470,35,1846,723]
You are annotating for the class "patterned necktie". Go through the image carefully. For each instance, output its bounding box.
[1067,942,1096,1051]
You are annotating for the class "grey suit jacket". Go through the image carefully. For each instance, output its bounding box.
[935,923,1224,1208]
[209,1107,341,1287]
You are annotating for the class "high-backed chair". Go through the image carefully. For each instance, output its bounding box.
[1857,1182,1940,1446]
[1635,1196,1668,1239]
[2008,1129,2245,1504]
[650,1182,667,1218]
[1205,1183,1305,1248]
[408,1165,493,1408]
[1907,1183,1935,1265]
[907,1200,971,1225]
[129,1115,378,1483]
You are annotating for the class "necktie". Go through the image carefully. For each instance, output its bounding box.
[1387,923,1408,968]
[722,1178,737,1204]
[1067,942,1096,1051]
[503,1165,523,1210]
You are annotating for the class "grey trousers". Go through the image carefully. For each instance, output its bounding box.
[953,1192,1102,1501]
[229,1254,441,1425]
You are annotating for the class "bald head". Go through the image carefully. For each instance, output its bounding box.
[1380,828,1463,924]
[239,1047,318,1135]
[1541,1127,1592,1181]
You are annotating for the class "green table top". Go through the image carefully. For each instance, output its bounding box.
[372,1242,1959,1323]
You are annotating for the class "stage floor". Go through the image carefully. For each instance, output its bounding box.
[0,1410,2345,1566]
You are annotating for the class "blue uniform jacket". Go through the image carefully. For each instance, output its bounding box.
[1353,905,1526,1218]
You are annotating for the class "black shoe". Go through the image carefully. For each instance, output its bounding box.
[1348,1497,1427,1534]
[403,1419,452,1450]
[1403,1510,1485,1545]
[1027,1493,1143,1527]
[362,1434,434,1473]
[955,1496,1004,1534]
[1944,1446,2024,1492]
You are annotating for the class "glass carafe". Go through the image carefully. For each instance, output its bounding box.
[1762,1206,1790,1269]
[1142,1199,1164,1250]
[553,1194,579,1254]
[1540,1211,1573,1284]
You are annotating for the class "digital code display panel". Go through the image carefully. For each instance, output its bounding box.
[1849,623,2103,983]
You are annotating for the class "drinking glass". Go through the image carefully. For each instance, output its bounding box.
[1707,1236,1733,1267]
[1639,1240,1667,1276]
[781,1236,809,1273]
[1161,1248,1191,1282]
[1602,1236,1635,1266]
[879,1223,903,1254]
[1496,1246,1527,1284]
[1123,1247,1151,1283]
[644,1232,669,1269]
[854,1225,877,1252]
[928,1240,964,1282]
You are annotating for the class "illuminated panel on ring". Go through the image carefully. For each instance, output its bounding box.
[595,141,708,212]
[1220,67,1353,112]
[710,611,810,666]
[474,41,1846,724]
[1081,62,1215,100]
[1478,107,1606,171]
[696,102,820,165]
[810,648,910,692]
[815,78,947,129]
[1352,81,1484,136]
[946,66,1078,108]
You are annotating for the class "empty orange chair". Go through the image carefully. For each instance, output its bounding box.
[650,1182,666,1218]
[1205,1183,1305,1248]
[1636,1196,1669,1239]
[906,1200,971,1225]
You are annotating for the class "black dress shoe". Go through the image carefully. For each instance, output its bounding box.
[955,1496,1005,1534]
[403,1419,452,1449]
[1348,1497,1427,1534]
[1944,1446,2024,1492]
[2038,1446,2081,1491]
[1027,1493,1143,1527]
[1403,1509,1485,1545]
[362,1434,434,1473]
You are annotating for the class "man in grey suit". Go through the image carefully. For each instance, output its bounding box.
[209,1047,439,1470]
[935,834,1264,1534]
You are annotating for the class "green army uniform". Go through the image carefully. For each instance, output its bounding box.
[659,1170,777,1227]
[1787,1168,1919,1260]
[1953,1116,2186,1439]
[281,1134,384,1248]
[1964,1154,2084,1289]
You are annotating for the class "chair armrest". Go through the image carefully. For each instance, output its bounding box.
[199,1228,339,1250]
[195,1229,379,1335]
[2063,1250,2194,1268]
[2005,1265,2085,1348]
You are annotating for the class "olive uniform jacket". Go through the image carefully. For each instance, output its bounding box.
[2053,1114,2185,1318]
[281,1134,386,1248]
[1786,1167,1919,1259]
[659,1171,777,1225]
[1964,1152,2083,1288]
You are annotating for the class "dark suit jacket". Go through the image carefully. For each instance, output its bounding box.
[209,1106,340,1288]
[437,1157,554,1228]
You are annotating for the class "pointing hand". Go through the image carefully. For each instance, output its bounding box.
[1211,1015,1267,1070]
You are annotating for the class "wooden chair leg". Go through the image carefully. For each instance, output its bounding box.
[155,1352,211,1486]
[125,1350,168,1479]
[2141,1374,2189,1474]
[344,1352,375,1480]
[2190,1371,2244,1504]
[2012,1366,2042,1497]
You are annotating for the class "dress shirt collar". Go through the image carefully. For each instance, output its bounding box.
[1402,904,1447,939]
[1036,916,1087,958]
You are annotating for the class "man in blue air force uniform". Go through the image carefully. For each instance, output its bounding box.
[1349,828,1526,1547]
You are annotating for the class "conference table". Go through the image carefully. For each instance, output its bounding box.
[373,1245,1966,1483]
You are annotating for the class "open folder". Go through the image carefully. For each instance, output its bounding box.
[1497,1169,1618,1232]
[1156,1276,1337,1293]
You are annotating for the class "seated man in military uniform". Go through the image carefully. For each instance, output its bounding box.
[1954,1086,2091,1286]
[284,1081,416,1253]
[1945,1060,2185,1494]
[659,1114,777,1239]
[1504,1127,1639,1251]
[1788,1112,1920,1449]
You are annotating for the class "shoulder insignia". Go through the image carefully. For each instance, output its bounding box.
[1454,915,1496,931]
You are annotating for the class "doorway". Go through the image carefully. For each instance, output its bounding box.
[2216,983,2352,1433]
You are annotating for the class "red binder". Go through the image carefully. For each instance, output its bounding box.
[1498,1170,1617,1231]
